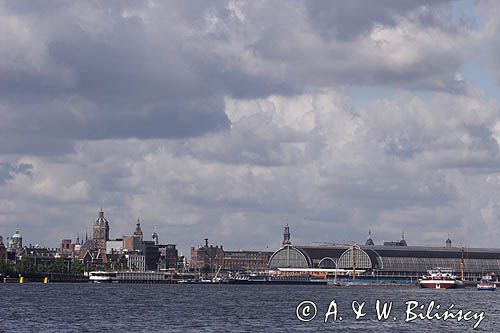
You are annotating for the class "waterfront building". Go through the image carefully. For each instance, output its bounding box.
[60,239,76,257]
[122,221,149,252]
[68,212,174,272]
[106,252,127,271]
[17,247,63,272]
[268,226,500,281]
[190,239,272,272]
[126,252,146,271]
[81,249,107,271]
[177,255,187,271]
[222,250,272,271]
[158,244,178,269]
[190,239,224,271]
[117,220,162,271]
[139,241,160,270]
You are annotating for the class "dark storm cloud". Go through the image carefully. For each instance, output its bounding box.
[0,0,469,155]
[0,0,231,154]
[0,97,226,155]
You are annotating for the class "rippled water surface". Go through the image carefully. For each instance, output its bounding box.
[1,284,499,332]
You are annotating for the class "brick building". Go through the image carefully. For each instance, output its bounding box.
[159,244,178,269]
[60,239,76,256]
[190,239,224,272]
[190,239,272,272]
[222,251,272,271]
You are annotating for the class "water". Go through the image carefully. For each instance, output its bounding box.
[0,284,498,332]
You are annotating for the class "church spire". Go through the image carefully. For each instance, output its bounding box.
[282,224,291,246]
[365,229,374,246]
[399,230,407,246]
[134,219,143,241]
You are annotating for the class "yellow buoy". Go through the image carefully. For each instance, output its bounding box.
[43,277,48,284]
[19,276,24,284]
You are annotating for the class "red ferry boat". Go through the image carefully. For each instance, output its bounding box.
[418,268,464,289]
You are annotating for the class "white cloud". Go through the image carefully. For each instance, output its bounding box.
[3,88,500,252]
[2,1,500,254]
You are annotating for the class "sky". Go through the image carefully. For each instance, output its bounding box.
[2,0,500,255]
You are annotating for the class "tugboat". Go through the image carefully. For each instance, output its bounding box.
[418,268,464,289]
[477,275,496,291]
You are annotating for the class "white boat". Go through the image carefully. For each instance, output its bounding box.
[89,271,117,283]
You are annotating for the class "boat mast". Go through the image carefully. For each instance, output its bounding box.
[460,247,465,281]
[352,244,356,280]
[215,264,222,278]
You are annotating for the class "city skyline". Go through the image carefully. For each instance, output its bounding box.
[3,1,500,253]
[0,207,467,256]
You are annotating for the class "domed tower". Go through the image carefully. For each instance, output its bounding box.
[446,237,452,248]
[8,229,23,250]
[133,219,143,241]
[365,230,374,246]
[282,224,291,246]
[93,206,110,242]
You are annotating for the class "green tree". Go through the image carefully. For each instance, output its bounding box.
[70,261,85,275]
[0,260,15,275]
[36,264,47,273]
[16,258,34,273]
[47,258,65,273]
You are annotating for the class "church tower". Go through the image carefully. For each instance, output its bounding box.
[282,224,291,246]
[93,206,110,246]
[365,230,374,246]
[133,219,143,241]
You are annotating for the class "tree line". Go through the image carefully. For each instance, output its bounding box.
[0,258,85,275]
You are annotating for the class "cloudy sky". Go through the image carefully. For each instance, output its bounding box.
[2,0,500,254]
